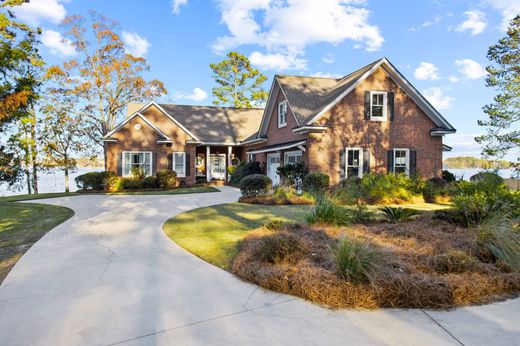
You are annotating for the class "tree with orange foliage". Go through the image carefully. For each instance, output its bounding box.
[46,11,167,169]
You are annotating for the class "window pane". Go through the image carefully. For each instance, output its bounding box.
[347,167,359,178]
[372,105,383,117]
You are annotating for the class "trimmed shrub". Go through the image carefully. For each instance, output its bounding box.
[303,172,330,193]
[142,176,158,189]
[156,169,177,189]
[130,166,146,180]
[121,178,143,190]
[75,171,106,190]
[442,170,456,182]
[277,161,308,189]
[358,173,422,204]
[104,171,121,192]
[332,236,381,283]
[230,161,262,184]
[252,232,302,264]
[380,206,420,223]
[239,174,272,197]
[470,171,503,185]
[305,196,351,226]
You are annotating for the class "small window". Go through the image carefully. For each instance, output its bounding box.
[284,150,302,164]
[173,152,186,177]
[345,147,363,178]
[278,101,287,128]
[370,91,387,121]
[123,152,152,177]
[394,148,409,176]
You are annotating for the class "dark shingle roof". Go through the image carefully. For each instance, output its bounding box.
[276,59,380,125]
[159,104,263,143]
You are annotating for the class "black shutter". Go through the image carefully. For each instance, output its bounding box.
[117,153,122,176]
[363,148,370,174]
[388,92,395,121]
[185,153,190,177]
[153,152,157,176]
[364,91,371,120]
[387,150,394,174]
[339,149,345,180]
[167,153,173,171]
[252,154,257,162]
[410,149,417,177]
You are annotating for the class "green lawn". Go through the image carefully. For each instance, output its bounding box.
[0,202,74,283]
[163,203,311,269]
[1,186,219,202]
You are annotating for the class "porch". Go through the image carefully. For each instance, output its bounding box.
[194,145,243,183]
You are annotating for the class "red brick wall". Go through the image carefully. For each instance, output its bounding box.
[308,67,443,185]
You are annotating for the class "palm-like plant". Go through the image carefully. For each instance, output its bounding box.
[380,206,420,223]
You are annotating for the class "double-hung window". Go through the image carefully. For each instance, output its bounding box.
[345,147,363,178]
[278,101,287,128]
[284,150,302,164]
[173,152,186,177]
[370,91,387,120]
[123,152,152,177]
[393,148,410,175]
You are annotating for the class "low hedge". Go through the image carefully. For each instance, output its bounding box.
[75,171,118,191]
[230,161,262,184]
[303,172,330,193]
[156,169,177,189]
[239,174,272,197]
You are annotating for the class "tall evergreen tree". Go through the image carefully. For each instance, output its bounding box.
[210,52,268,108]
[476,15,520,174]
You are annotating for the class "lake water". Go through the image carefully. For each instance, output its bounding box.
[0,167,516,196]
[0,167,102,197]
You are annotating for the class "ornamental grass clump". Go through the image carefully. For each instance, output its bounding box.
[332,236,381,284]
[305,195,351,226]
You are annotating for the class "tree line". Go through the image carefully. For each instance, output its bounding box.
[443,156,511,169]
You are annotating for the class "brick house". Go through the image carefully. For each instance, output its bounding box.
[103,58,456,186]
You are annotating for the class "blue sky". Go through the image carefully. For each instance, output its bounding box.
[10,0,520,159]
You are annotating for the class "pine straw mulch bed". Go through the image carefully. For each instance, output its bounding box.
[230,216,520,309]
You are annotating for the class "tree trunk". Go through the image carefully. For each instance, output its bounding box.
[30,118,38,194]
[24,130,32,194]
[64,167,69,193]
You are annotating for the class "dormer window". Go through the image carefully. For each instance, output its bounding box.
[278,101,287,128]
[370,91,387,121]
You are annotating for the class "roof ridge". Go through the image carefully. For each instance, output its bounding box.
[159,103,265,110]
[276,74,340,81]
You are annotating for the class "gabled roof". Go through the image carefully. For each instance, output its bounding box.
[158,104,263,144]
[261,58,455,135]
[103,112,171,141]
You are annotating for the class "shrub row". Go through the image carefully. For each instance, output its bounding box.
[75,169,177,192]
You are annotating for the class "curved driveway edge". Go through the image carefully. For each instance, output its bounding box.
[0,186,518,345]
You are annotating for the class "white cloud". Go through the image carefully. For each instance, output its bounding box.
[414,62,440,81]
[455,59,486,79]
[448,76,459,83]
[212,0,383,70]
[322,53,335,64]
[443,133,484,158]
[172,0,188,14]
[11,0,67,26]
[422,87,454,110]
[310,72,342,78]
[174,88,208,102]
[408,15,442,32]
[249,51,307,70]
[455,10,487,35]
[485,0,520,31]
[41,30,76,56]
[122,31,150,57]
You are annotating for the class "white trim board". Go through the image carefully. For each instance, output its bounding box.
[104,112,171,140]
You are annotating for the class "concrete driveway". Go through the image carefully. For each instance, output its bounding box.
[0,186,519,346]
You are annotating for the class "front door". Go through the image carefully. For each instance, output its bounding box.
[210,154,226,180]
[267,153,281,185]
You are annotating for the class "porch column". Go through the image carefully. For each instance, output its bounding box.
[227,146,232,181]
[206,146,211,182]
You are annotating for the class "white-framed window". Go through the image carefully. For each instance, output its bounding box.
[370,91,387,121]
[122,151,152,177]
[284,150,302,164]
[345,147,364,178]
[393,148,410,176]
[278,101,287,128]
[173,152,186,177]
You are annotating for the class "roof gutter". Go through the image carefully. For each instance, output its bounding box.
[246,140,306,154]
[292,126,328,133]
[431,129,456,136]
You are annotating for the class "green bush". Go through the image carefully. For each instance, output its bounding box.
[380,206,420,223]
[332,236,381,283]
[351,203,372,224]
[277,161,308,189]
[156,169,177,189]
[263,219,284,230]
[121,178,143,190]
[442,170,456,182]
[239,174,272,197]
[473,215,520,271]
[305,196,351,226]
[103,171,121,191]
[333,178,363,205]
[130,166,146,180]
[470,171,503,185]
[303,172,330,193]
[358,173,421,204]
[253,232,302,264]
[432,251,476,273]
[75,171,107,190]
[142,176,158,189]
[230,161,262,184]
